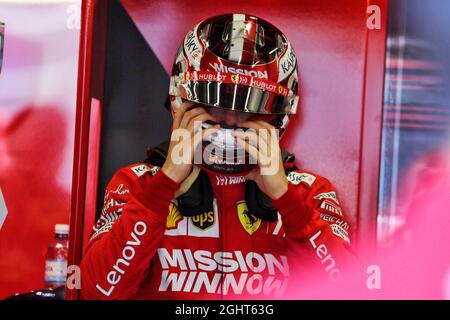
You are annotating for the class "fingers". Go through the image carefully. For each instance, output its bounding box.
[232,130,270,157]
[201,126,221,141]
[236,136,261,165]
[235,126,282,169]
[233,124,280,158]
[179,106,212,130]
[186,113,217,135]
[191,125,220,151]
[240,120,280,143]
[245,168,259,181]
[232,130,257,143]
[233,127,269,145]
[172,101,195,130]
[256,120,276,131]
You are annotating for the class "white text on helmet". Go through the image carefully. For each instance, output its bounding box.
[213,63,268,79]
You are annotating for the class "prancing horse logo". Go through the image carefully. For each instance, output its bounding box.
[236,201,261,235]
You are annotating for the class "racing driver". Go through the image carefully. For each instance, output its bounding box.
[80,13,353,299]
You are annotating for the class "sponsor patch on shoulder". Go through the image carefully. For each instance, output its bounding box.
[149,166,159,175]
[330,224,350,243]
[287,172,316,186]
[90,222,114,241]
[313,191,340,204]
[320,213,349,230]
[130,164,159,177]
[320,200,343,216]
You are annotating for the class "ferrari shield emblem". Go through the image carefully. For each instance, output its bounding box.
[237,201,261,235]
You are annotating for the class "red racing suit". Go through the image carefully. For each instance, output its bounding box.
[80,163,352,299]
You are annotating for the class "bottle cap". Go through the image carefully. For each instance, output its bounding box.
[55,224,69,235]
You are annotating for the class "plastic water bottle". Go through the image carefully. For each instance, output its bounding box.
[45,224,69,288]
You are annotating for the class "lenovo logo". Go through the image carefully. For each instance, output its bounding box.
[96,221,147,297]
[309,230,340,281]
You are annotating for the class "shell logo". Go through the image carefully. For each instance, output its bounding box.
[166,202,183,230]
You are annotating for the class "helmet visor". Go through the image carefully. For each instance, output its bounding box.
[170,72,298,115]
